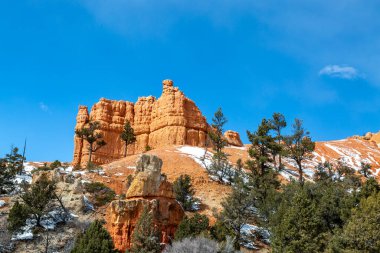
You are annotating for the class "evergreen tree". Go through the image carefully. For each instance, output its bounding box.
[360,162,371,178]
[358,177,380,199]
[313,161,334,182]
[120,120,136,157]
[0,157,16,194]
[207,108,231,183]
[173,175,196,211]
[330,192,380,252]
[269,113,287,170]
[246,119,276,175]
[174,213,209,241]
[127,206,161,253]
[217,175,254,249]
[4,147,24,175]
[284,119,315,185]
[71,220,117,253]
[75,121,106,166]
[7,200,29,232]
[19,174,57,226]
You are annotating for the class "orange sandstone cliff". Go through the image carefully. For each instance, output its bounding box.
[105,154,185,251]
[73,79,243,166]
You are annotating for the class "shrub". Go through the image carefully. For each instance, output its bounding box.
[50,160,62,169]
[7,201,29,232]
[164,236,219,253]
[173,174,196,211]
[84,182,115,207]
[175,213,209,241]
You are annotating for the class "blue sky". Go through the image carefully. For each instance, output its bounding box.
[1,0,380,162]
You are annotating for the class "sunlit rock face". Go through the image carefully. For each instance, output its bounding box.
[105,155,185,252]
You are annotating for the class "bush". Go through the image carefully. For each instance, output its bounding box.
[84,182,115,207]
[173,174,196,211]
[50,160,62,169]
[175,213,209,241]
[7,201,29,232]
[145,145,152,152]
[164,236,219,253]
[71,220,117,253]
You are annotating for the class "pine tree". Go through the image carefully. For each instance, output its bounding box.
[217,175,254,249]
[247,119,276,175]
[71,220,117,253]
[120,120,136,157]
[284,119,315,185]
[4,147,24,175]
[174,213,209,241]
[19,174,57,226]
[207,108,231,183]
[173,175,196,211]
[75,121,106,166]
[331,192,380,252]
[360,162,371,178]
[0,157,16,194]
[269,113,287,170]
[127,206,161,253]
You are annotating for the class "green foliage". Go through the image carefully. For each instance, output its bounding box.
[0,147,24,193]
[50,160,62,169]
[173,174,196,211]
[127,206,161,253]
[217,175,254,249]
[120,120,136,157]
[208,107,228,153]
[84,182,115,207]
[175,213,209,241]
[270,181,357,253]
[210,221,234,243]
[269,112,287,170]
[75,121,107,165]
[7,200,29,232]
[360,162,371,178]
[71,220,117,253]
[284,119,315,184]
[19,174,57,226]
[247,119,276,175]
[358,177,380,199]
[145,145,152,152]
[328,192,380,253]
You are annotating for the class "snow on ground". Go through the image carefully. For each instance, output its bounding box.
[240,224,270,249]
[227,145,247,151]
[0,199,6,207]
[114,172,124,176]
[176,146,213,168]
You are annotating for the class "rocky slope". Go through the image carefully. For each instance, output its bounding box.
[73,79,243,166]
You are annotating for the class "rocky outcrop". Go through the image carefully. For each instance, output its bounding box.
[73,79,242,166]
[224,130,243,147]
[105,155,184,252]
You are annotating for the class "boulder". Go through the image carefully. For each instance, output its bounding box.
[224,130,243,147]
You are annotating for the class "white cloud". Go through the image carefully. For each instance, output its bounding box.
[319,65,360,79]
[39,102,49,112]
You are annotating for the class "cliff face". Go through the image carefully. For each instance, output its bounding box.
[105,155,185,252]
[73,79,242,166]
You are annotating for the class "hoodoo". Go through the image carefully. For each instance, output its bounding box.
[73,80,243,166]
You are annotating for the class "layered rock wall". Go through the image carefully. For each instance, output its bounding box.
[73,79,242,166]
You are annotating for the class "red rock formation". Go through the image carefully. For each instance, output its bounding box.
[73,79,243,166]
[224,130,243,147]
[105,155,185,251]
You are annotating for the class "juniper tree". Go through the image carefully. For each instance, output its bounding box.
[7,200,29,232]
[127,206,161,253]
[269,113,287,170]
[120,120,136,157]
[173,174,196,211]
[5,147,24,175]
[71,220,117,253]
[75,121,106,166]
[284,119,315,185]
[174,213,209,241]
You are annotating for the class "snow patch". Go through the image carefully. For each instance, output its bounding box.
[176,146,213,168]
[0,200,6,207]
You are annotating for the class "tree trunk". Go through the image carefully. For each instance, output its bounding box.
[298,162,304,185]
[124,142,127,157]
[88,143,93,164]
